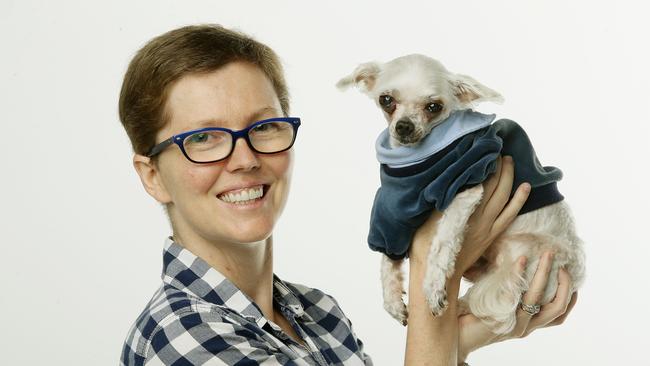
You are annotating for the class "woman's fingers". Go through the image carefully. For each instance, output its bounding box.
[482,156,516,220]
[478,155,503,211]
[546,291,578,327]
[490,182,531,235]
[527,268,575,330]
[494,256,576,342]
[522,251,554,306]
[504,251,554,338]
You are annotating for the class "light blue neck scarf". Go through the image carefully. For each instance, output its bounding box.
[375,109,496,167]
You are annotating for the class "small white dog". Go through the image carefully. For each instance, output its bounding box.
[337,54,585,334]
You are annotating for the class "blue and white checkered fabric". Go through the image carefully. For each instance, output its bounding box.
[120,237,373,365]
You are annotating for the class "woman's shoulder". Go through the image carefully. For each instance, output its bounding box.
[120,283,233,364]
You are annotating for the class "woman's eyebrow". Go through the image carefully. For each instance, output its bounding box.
[249,106,282,120]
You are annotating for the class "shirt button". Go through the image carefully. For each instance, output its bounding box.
[291,305,304,316]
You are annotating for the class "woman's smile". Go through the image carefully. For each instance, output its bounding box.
[216,183,271,208]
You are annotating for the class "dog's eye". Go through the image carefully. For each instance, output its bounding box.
[379,95,394,108]
[426,102,443,113]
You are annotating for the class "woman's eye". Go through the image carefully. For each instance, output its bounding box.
[188,133,209,143]
[379,95,394,107]
[426,102,443,113]
[254,124,269,132]
[252,123,278,133]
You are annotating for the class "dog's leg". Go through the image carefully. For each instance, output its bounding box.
[380,255,408,325]
[424,184,484,316]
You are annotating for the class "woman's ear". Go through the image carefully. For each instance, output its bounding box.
[133,154,172,204]
[448,73,504,106]
[336,61,382,94]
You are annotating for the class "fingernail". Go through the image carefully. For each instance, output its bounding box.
[505,155,513,162]
[522,183,531,192]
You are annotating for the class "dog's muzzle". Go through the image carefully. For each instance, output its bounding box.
[395,119,415,137]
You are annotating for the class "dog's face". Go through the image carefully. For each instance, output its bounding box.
[337,54,503,147]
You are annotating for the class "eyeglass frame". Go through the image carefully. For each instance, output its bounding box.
[146,116,301,164]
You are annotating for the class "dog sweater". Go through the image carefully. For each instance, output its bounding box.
[368,109,564,259]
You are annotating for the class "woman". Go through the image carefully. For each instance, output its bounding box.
[118,24,577,366]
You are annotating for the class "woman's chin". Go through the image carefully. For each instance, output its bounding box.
[222,221,274,244]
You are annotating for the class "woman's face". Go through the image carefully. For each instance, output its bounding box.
[146,61,293,245]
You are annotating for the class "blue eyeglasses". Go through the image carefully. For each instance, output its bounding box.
[147,117,301,164]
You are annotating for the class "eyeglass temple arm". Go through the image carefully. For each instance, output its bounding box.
[147,138,174,157]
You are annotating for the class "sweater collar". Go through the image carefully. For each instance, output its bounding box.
[375,109,495,166]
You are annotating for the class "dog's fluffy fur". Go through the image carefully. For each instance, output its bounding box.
[337,54,585,334]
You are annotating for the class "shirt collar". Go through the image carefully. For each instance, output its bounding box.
[161,236,304,327]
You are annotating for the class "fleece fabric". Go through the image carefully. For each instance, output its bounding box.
[368,110,564,259]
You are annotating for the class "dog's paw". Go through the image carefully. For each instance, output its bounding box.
[383,298,408,326]
[426,289,449,317]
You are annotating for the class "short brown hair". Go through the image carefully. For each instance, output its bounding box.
[118,24,290,156]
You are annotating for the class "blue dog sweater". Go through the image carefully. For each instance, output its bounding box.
[368,110,564,259]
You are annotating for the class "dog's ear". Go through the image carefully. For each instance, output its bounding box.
[449,73,504,105]
[336,62,381,94]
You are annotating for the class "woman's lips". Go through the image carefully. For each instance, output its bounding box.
[216,181,269,196]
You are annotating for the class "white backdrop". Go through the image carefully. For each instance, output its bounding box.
[1,0,648,365]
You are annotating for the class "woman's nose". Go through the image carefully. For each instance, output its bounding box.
[225,137,260,172]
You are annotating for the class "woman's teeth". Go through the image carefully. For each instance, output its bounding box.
[218,185,265,204]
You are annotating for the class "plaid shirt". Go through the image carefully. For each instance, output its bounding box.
[120,237,373,365]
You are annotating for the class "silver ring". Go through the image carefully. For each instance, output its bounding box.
[520,301,541,315]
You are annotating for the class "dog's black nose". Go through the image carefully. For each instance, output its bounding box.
[395,120,414,137]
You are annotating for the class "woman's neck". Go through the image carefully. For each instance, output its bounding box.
[172,230,276,320]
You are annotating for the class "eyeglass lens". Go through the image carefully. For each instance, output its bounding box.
[182,121,295,162]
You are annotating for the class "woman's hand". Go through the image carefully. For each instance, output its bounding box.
[405,155,532,365]
[409,155,530,271]
[451,155,531,281]
[457,252,579,364]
